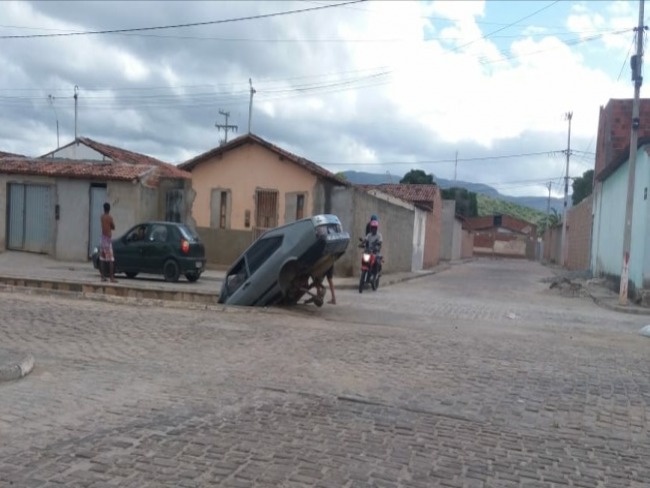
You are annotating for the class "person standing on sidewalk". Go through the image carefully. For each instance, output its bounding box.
[99,202,117,283]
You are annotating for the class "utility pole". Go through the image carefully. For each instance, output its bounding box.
[560,111,573,267]
[619,0,645,305]
[454,150,458,181]
[74,85,79,140]
[215,109,238,145]
[248,78,256,134]
[47,94,60,148]
[546,181,552,226]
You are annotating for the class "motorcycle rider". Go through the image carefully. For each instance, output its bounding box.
[364,219,383,275]
[365,214,379,235]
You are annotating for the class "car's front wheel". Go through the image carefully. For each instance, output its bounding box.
[125,271,138,279]
[185,272,200,282]
[163,259,180,282]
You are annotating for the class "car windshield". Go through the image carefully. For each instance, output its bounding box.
[178,225,199,241]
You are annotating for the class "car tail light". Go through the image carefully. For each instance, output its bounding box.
[181,239,190,254]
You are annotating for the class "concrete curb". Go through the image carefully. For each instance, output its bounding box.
[0,354,35,383]
[589,293,650,316]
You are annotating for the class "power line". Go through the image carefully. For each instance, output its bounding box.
[0,0,367,39]
[319,150,565,167]
[451,1,561,53]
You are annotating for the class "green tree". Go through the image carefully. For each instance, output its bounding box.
[537,208,561,234]
[441,187,478,219]
[334,171,348,181]
[571,169,594,206]
[400,169,435,184]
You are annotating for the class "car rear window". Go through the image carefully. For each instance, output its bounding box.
[178,225,199,241]
[315,223,342,237]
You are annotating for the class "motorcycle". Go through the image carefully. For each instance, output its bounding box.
[358,238,382,293]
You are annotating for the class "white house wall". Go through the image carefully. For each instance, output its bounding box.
[47,144,107,161]
[106,181,142,237]
[591,146,649,290]
[411,207,426,271]
[451,219,463,261]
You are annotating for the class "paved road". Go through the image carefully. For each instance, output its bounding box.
[0,259,648,487]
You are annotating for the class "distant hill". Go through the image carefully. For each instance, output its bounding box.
[477,194,545,225]
[342,170,563,214]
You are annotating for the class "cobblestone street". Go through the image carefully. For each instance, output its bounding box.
[1,259,649,487]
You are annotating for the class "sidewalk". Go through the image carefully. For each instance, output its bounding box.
[0,251,450,305]
[544,264,650,316]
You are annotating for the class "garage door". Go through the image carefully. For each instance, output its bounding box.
[7,183,54,253]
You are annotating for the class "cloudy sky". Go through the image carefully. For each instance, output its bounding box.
[0,0,643,197]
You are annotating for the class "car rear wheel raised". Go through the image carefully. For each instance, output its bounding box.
[163,259,180,282]
[185,272,200,282]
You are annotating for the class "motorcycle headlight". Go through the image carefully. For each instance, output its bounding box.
[362,253,371,262]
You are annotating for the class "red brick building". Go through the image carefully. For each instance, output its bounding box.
[464,214,537,259]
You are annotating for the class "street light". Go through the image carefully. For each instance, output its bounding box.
[47,94,60,148]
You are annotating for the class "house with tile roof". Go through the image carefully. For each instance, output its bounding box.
[0,138,192,261]
[355,183,442,270]
[179,133,351,265]
[179,134,423,275]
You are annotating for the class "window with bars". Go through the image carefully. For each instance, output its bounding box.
[219,191,228,229]
[296,194,305,220]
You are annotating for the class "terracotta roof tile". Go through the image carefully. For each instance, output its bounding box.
[179,133,348,186]
[77,137,190,180]
[356,184,438,209]
[0,157,157,182]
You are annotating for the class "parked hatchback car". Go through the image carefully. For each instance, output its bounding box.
[92,221,206,282]
[218,214,350,307]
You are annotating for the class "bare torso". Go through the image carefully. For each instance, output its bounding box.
[101,214,115,237]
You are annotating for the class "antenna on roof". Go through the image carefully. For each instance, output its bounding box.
[74,85,79,141]
[47,94,59,149]
[216,109,238,145]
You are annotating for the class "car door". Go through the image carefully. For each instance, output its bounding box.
[144,223,171,273]
[119,224,150,272]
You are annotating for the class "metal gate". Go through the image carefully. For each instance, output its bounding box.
[254,190,278,240]
[88,184,107,257]
[165,189,184,223]
[7,183,54,253]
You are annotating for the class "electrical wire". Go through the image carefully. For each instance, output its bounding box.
[0,0,367,39]
[318,151,566,167]
[617,31,637,81]
[450,1,561,53]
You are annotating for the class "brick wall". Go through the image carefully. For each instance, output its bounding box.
[596,99,650,180]
[461,229,473,258]
[423,188,442,268]
[542,225,562,264]
[541,195,593,270]
[566,195,593,270]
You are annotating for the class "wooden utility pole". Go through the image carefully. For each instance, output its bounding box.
[560,112,573,267]
[215,109,237,145]
[619,0,645,305]
[248,78,256,134]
